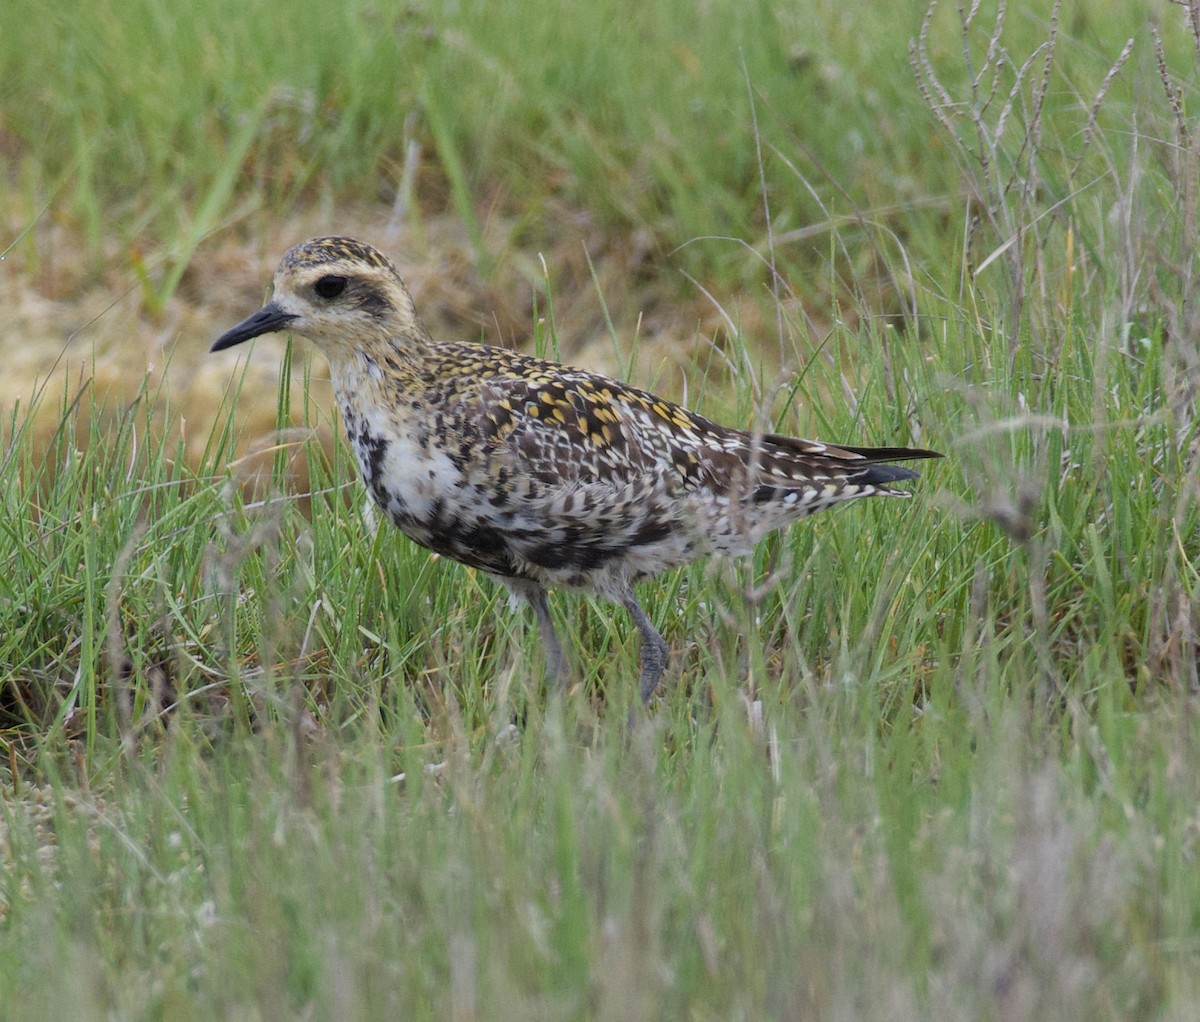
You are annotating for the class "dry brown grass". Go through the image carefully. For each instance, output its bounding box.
[2,203,793,494]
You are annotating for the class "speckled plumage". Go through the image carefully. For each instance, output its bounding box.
[213,237,941,704]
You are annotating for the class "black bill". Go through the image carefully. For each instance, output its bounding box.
[211,302,298,352]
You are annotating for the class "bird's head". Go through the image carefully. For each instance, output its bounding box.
[212,237,430,357]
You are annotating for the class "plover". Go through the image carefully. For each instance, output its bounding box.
[213,237,940,704]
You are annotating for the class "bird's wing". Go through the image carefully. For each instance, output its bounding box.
[438,371,936,578]
[463,371,936,495]
[436,373,699,578]
[465,373,692,487]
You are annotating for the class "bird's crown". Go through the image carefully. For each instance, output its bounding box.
[279,236,400,276]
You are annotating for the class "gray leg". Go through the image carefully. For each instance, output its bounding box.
[496,576,568,690]
[527,584,568,690]
[622,592,670,704]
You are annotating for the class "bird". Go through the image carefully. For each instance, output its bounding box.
[212,237,941,706]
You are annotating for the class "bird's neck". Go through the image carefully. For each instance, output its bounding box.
[326,333,432,403]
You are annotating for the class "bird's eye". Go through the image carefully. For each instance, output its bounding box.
[314,275,348,300]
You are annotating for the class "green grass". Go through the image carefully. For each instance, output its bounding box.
[3,0,1186,296]
[4,0,1200,1017]
[2,274,1198,1014]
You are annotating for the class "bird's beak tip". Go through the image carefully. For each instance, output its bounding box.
[211,302,297,352]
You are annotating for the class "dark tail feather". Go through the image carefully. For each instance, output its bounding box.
[833,444,944,463]
[753,433,943,490]
[859,462,923,486]
[836,444,942,488]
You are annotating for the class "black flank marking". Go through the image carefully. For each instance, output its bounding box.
[357,429,389,487]
[631,518,673,546]
[420,518,515,574]
[507,527,544,544]
[523,524,621,572]
[453,523,507,553]
[525,544,569,569]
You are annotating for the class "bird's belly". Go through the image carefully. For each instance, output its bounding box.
[346,421,704,587]
[344,422,518,573]
[341,406,824,590]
